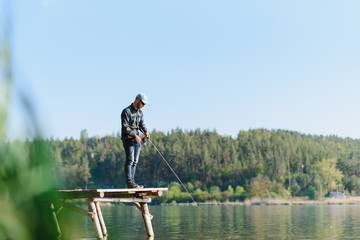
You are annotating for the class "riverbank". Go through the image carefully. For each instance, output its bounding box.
[163,196,360,206]
[242,196,360,205]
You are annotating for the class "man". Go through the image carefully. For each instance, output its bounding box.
[121,93,150,188]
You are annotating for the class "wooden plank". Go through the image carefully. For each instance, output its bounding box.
[55,191,104,199]
[96,188,168,193]
[103,192,162,198]
[97,188,166,198]
[55,188,168,199]
[93,198,152,203]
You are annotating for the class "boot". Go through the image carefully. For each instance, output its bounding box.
[127,182,143,189]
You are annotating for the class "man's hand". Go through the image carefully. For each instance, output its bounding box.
[145,131,150,139]
[135,136,142,143]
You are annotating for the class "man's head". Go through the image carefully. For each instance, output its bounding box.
[133,93,149,109]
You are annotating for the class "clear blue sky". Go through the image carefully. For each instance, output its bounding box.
[8,0,360,140]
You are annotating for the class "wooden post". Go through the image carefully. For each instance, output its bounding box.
[87,199,103,239]
[133,202,142,211]
[95,202,108,236]
[140,203,154,237]
[51,203,61,236]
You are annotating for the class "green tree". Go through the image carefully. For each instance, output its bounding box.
[222,185,234,200]
[307,186,316,200]
[247,175,272,198]
[80,129,88,142]
[313,158,344,192]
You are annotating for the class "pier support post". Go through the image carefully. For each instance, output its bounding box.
[95,202,108,236]
[140,203,154,237]
[87,199,103,239]
[51,203,61,236]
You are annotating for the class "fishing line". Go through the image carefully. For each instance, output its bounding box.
[145,138,232,239]
[147,138,197,205]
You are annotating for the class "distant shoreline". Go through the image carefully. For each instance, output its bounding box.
[160,196,360,206]
[241,196,360,205]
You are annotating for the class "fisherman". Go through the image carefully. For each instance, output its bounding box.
[121,93,150,188]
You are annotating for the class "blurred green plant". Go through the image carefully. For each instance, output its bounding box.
[0,2,71,239]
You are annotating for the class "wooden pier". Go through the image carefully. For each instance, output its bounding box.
[52,188,168,239]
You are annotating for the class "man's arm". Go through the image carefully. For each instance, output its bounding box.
[139,112,150,139]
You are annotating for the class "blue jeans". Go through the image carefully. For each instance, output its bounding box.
[123,139,141,185]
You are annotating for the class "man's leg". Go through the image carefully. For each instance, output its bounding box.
[123,141,135,187]
[130,142,141,186]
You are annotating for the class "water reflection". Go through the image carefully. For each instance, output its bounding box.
[70,205,360,239]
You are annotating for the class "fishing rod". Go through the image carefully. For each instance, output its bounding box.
[143,135,232,239]
[145,138,197,205]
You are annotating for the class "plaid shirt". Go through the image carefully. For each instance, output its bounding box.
[121,104,148,141]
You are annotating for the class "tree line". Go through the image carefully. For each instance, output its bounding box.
[39,128,360,202]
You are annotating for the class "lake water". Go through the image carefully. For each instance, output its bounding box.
[70,204,360,239]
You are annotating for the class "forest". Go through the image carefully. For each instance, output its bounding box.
[29,128,360,203]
